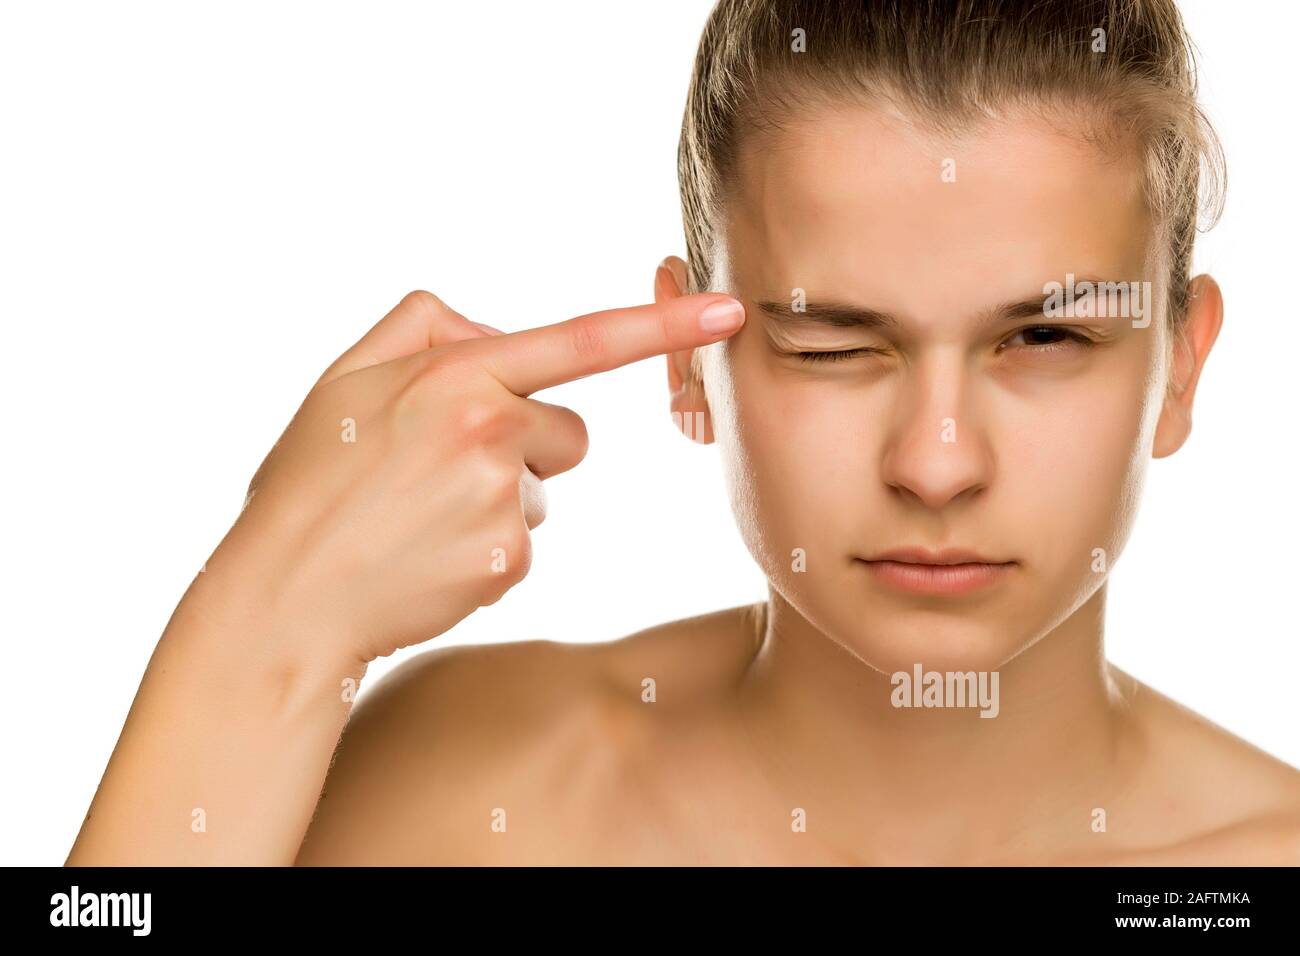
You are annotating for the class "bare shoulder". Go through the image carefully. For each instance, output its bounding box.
[1105,666,1300,865]
[293,603,762,865]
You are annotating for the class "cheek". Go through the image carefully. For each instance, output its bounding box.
[714,331,1159,592]
[716,351,862,571]
[722,358,883,580]
[1001,362,1154,579]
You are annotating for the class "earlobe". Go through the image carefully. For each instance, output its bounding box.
[669,355,714,443]
[657,254,715,444]
[1152,275,1224,458]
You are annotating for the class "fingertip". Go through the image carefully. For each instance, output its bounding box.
[697,296,746,335]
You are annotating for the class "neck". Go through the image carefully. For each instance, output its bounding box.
[734,583,1137,864]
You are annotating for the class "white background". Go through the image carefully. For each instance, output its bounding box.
[0,1,1293,865]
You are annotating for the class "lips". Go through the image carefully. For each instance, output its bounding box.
[859,546,1015,596]
[866,546,1009,566]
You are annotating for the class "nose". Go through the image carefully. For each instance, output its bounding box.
[877,354,993,510]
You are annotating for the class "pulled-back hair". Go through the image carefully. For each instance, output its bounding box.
[676,0,1224,336]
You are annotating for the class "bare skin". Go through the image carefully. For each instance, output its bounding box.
[297,101,1300,866]
[65,289,749,866]
[71,98,1300,867]
[293,602,1300,865]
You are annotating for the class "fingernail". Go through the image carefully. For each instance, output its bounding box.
[472,321,504,335]
[698,298,745,334]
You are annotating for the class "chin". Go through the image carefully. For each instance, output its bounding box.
[833,610,1031,676]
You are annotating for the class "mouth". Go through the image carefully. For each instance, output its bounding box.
[857,547,1016,597]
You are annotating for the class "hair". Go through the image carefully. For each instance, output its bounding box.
[676,0,1225,378]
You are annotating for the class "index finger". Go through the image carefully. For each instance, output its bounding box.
[473,293,746,396]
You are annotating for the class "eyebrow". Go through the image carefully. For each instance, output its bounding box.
[753,287,1110,331]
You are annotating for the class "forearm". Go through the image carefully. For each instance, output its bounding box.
[65,569,366,866]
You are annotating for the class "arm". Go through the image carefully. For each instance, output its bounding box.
[65,562,366,866]
[65,287,743,866]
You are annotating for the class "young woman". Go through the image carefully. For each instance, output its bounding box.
[68,0,1300,865]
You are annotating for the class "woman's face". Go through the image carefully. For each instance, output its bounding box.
[699,101,1175,674]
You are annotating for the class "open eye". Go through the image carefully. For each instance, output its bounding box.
[999,326,1094,354]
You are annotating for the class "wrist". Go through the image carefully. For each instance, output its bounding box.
[170,548,369,703]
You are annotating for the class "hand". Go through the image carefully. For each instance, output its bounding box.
[206,288,746,665]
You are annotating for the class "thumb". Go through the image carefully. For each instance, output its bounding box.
[316,290,490,387]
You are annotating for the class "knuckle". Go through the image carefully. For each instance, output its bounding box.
[504,524,532,565]
[452,400,519,448]
[393,354,447,409]
[496,476,527,511]
[400,289,444,315]
[482,459,525,507]
[534,401,590,459]
[542,404,591,468]
[567,410,591,460]
[392,354,472,419]
[483,526,532,596]
[462,452,522,510]
[499,530,533,582]
[659,304,675,353]
[421,348,472,382]
[566,315,607,364]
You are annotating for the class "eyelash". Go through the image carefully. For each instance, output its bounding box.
[795,327,1094,363]
[796,347,884,364]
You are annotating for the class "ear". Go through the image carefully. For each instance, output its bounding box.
[657,255,715,444]
[1153,274,1224,459]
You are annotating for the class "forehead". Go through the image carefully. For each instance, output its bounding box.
[723,100,1156,323]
